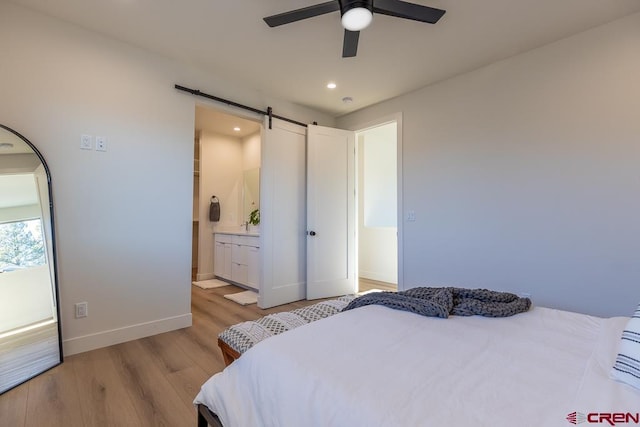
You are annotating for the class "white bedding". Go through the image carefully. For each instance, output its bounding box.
[195,305,639,427]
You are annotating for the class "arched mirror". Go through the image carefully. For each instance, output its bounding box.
[0,124,62,394]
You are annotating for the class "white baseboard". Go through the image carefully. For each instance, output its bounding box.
[196,272,215,281]
[62,313,192,356]
[359,270,397,285]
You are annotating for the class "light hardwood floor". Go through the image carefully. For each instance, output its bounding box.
[359,277,397,293]
[0,284,333,427]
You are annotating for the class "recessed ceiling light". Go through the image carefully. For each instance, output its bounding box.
[327,82,337,89]
[233,127,241,132]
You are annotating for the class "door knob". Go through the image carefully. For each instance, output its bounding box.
[309,231,316,236]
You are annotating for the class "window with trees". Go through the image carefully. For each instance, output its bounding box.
[0,219,46,273]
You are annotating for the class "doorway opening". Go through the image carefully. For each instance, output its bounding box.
[355,120,399,294]
[191,105,262,284]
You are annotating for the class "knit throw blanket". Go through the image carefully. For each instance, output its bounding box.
[343,287,531,318]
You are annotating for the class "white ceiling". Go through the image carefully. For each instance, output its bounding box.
[195,106,261,138]
[8,0,640,116]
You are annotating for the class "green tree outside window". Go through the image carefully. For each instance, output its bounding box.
[0,220,45,271]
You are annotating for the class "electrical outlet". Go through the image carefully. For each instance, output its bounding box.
[75,302,88,318]
[95,136,107,152]
[80,135,93,150]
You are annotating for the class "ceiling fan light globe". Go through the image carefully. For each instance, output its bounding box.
[341,7,372,31]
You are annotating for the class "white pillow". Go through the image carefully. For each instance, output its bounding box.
[611,303,640,390]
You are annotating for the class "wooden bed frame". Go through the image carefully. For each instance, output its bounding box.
[217,337,240,366]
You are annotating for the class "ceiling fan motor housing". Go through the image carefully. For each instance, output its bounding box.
[264,0,445,57]
[339,0,373,16]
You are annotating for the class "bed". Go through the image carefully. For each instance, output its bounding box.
[195,298,639,427]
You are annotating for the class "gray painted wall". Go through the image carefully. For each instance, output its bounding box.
[0,3,333,354]
[339,12,640,317]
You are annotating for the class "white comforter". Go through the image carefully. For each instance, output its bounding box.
[195,305,639,427]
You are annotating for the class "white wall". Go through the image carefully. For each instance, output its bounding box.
[358,125,398,284]
[198,131,244,280]
[339,12,640,317]
[0,2,333,354]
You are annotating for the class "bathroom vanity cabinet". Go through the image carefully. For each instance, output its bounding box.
[214,233,260,290]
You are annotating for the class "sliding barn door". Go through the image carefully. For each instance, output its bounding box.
[258,118,307,308]
[306,125,357,300]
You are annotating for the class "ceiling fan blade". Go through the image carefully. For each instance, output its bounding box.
[373,0,445,24]
[342,30,360,57]
[264,1,340,27]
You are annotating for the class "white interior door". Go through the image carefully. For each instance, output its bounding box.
[307,125,357,300]
[259,118,307,308]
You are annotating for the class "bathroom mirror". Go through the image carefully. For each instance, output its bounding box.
[0,124,62,394]
[243,167,260,223]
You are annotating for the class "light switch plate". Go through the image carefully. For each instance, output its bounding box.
[80,134,93,150]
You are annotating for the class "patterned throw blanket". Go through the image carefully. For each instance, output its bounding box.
[219,295,356,355]
[342,287,531,318]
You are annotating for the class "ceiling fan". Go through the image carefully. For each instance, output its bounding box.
[263,0,446,58]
